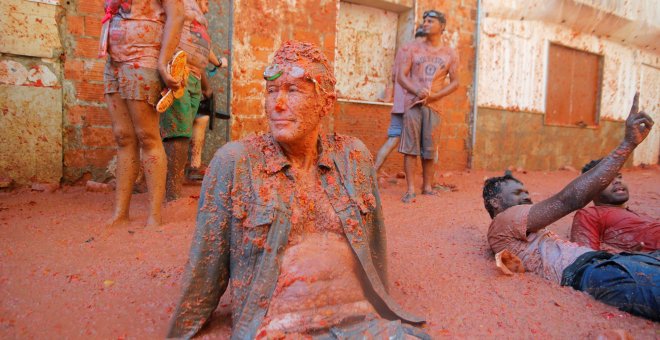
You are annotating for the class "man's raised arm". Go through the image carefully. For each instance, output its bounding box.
[526,93,654,233]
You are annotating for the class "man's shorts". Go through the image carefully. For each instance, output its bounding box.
[103,58,163,106]
[160,75,202,140]
[398,105,440,160]
[387,112,403,137]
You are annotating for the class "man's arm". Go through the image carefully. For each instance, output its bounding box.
[426,49,459,103]
[208,50,228,68]
[158,0,185,90]
[167,147,235,338]
[201,71,212,99]
[397,47,428,101]
[526,94,654,233]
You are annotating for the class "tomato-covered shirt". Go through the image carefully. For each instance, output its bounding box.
[106,0,166,69]
[178,0,211,78]
[571,205,659,252]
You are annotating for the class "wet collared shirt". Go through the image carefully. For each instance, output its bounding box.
[167,133,423,339]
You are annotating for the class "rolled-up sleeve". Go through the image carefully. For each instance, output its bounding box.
[167,144,238,339]
[487,205,532,254]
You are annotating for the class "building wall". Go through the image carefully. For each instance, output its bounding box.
[230,0,477,173]
[200,0,232,166]
[475,0,660,170]
[2,0,475,184]
[473,108,626,170]
[59,0,115,183]
[0,0,63,185]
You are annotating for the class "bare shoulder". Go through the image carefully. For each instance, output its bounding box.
[401,40,424,52]
[441,47,459,62]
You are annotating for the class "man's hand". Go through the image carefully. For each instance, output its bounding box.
[203,87,213,99]
[624,93,654,146]
[416,88,430,100]
[158,64,182,91]
[219,57,228,68]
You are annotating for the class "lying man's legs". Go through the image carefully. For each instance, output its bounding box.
[571,252,659,321]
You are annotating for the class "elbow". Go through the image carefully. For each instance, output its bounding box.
[450,79,459,92]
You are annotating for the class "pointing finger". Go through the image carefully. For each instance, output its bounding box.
[629,92,639,116]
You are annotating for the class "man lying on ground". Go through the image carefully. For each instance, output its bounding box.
[569,159,659,252]
[167,41,427,339]
[482,94,658,321]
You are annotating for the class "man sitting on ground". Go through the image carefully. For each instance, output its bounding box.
[570,159,659,252]
[482,94,658,321]
[168,41,426,339]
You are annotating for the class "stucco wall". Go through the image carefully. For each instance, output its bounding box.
[0,0,63,185]
[474,108,626,171]
[475,0,660,168]
[230,0,477,172]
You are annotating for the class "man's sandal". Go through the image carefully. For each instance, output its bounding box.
[156,51,189,113]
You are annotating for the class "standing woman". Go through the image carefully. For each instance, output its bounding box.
[160,0,216,201]
[101,0,184,226]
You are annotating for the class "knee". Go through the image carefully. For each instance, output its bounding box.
[136,129,162,150]
[113,128,137,148]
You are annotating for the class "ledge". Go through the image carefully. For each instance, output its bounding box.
[337,98,393,106]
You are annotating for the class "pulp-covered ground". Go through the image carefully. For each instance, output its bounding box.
[1,167,659,339]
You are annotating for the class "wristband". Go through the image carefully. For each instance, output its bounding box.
[207,65,218,78]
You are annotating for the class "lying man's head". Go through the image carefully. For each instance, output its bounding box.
[582,159,629,206]
[483,173,531,218]
[263,41,336,145]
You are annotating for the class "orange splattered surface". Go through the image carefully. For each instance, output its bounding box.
[1,168,659,338]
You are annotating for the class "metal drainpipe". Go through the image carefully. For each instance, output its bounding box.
[468,0,482,169]
[225,0,234,144]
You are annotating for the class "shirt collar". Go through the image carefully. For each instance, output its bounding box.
[262,133,333,175]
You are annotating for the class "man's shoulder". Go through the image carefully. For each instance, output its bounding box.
[325,133,368,150]
[576,205,601,215]
[489,205,533,234]
[401,40,422,51]
[324,134,373,164]
[211,134,268,161]
[445,47,459,62]
[576,205,620,218]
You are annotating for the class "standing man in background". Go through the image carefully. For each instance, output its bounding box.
[397,10,459,203]
[374,28,427,173]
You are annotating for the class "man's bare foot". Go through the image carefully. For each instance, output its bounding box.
[106,214,130,227]
[401,192,416,203]
[165,192,180,202]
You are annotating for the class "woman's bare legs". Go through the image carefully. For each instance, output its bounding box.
[106,93,139,226]
[127,100,167,227]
